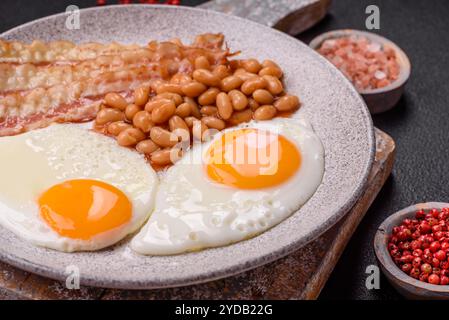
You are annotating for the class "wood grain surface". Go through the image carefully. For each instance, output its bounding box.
[0,128,395,300]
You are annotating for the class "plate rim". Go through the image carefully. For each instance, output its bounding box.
[0,4,375,289]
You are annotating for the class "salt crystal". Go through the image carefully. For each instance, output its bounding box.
[374,70,386,80]
[368,43,381,52]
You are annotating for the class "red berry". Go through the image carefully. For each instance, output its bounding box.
[400,255,413,264]
[402,263,412,273]
[431,208,440,218]
[441,242,449,251]
[432,258,441,267]
[441,276,449,285]
[430,241,441,253]
[410,268,420,279]
[390,249,401,259]
[434,231,445,240]
[403,218,412,226]
[432,225,443,233]
[419,273,429,282]
[419,222,432,234]
[435,250,447,261]
[416,210,426,219]
[433,267,441,275]
[411,240,422,250]
[412,257,422,268]
[440,261,449,270]
[388,243,397,251]
[421,263,432,274]
[413,249,423,257]
[411,231,421,239]
[429,274,440,285]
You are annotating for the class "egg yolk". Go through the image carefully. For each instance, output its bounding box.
[38,179,132,240]
[205,128,301,189]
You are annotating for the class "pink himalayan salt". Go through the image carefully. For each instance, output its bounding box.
[317,35,400,90]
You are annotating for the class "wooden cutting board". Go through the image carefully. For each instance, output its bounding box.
[0,129,395,300]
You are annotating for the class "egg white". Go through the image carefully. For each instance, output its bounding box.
[131,117,325,255]
[0,124,158,252]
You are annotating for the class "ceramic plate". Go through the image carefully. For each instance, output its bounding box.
[0,5,374,289]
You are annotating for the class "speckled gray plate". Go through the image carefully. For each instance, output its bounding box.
[0,5,374,289]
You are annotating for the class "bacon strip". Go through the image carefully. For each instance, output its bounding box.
[0,40,141,64]
[0,33,231,136]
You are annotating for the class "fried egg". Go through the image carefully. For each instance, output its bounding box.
[131,117,324,255]
[0,124,157,252]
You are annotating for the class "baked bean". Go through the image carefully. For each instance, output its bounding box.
[213,65,230,79]
[241,76,268,95]
[192,120,208,141]
[184,97,202,119]
[150,149,173,166]
[155,92,183,106]
[125,104,141,121]
[259,66,283,78]
[216,92,233,120]
[145,98,171,113]
[274,95,300,112]
[198,87,220,106]
[253,89,274,105]
[133,111,154,133]
[117,128,145,147]
[193,69,221,87]
[248,98,260,111]
[201,116,226,130]
[150,127,178,147]
[263,75,284,95]
[194,56,210,70]
[107,121,132,136]
[175,103,192,118]
[262,59,281,69]
[228,90,248,110]
[134,86,150,107]
[234,68,257,82]
[184,116,196,128]
[241,59,262,74]
[181,81,207,97]
[221,76,243,92]
[96,108,125,125]
[136,139,159,155]
[104,93,128,110]
[200,106,218,116]
[229,60,242,70]
[169,115,189,132]
[156,83,183,95]
[168,38,183,46]
[151,100,176,124]
[170,73,192,85]
[149,79,164,93]
[254,105,277,121]
[227,109,253,126]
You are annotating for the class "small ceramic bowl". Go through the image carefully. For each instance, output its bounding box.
[374,202,449,300]
[309,29,411,114]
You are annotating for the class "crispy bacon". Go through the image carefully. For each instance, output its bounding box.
[0,40,141,64]
[0,34,231,136]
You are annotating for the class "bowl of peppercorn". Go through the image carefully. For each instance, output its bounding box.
[375,202,449,300]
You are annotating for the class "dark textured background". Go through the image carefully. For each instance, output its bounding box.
[0,0,448,300]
